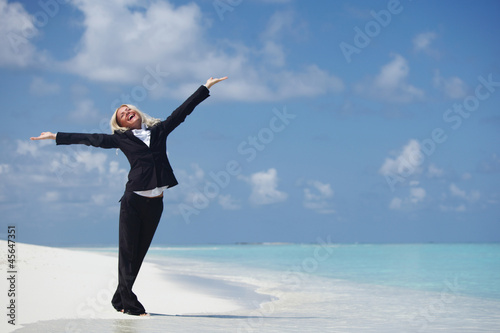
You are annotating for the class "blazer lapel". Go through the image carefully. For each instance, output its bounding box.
[124,130,148,147]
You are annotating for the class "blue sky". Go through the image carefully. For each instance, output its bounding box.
[0,0,499,246]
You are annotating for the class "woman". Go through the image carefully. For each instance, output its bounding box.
[31,76,228,316]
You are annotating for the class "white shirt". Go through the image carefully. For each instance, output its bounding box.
[132,123,151,147]
[131,124,168,198]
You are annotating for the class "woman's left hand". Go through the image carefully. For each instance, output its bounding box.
[205,77,228,89]
[30,132,56,141]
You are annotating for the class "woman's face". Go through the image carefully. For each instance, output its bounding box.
[117,106,142,129]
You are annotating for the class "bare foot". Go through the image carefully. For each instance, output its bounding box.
[123,310,149,317]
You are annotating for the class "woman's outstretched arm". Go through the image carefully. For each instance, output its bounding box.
[161,77,228,134]
[31,131,119,148]
[30,132,56,140]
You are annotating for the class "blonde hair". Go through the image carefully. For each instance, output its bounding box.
[110,104,161,133]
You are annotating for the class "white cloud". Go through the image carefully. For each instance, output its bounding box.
[389,197,403,210]
[433,70,467,99]
[109,161,126,177]
[168,163,221,211]
[74,151,108,174]
[379,139,424,178]
[91,193,109,206]
[450,183,480,203]
[449,183,466,198]
[413,32,437,52]
[437,183,480,214]
[303,180,335,214]
[409,187,426,203]
[260,10,307,42]
[62,0,204,83]
[427,163,444,178]
[355,54,424,103]
[245,168,288,205]
[218,194,241,210]
[40,191,60,203]
[68,99,104,124]
[0,0,40,67]
[45,149,115,185]
[389,182,425,211]
[176,163,205,188]
[16,139,51,157]
[58,0,342,101]
[1,139,128,227]
[259,41,286,67]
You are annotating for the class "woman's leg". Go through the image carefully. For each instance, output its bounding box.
[111,192,163,315]
[111,192,142,313]
[135,196,163,275]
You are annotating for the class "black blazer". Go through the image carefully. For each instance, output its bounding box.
[56,85,210,192]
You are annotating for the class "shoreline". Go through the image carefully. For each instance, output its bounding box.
[0,241,273,333]
[2,242,500,332]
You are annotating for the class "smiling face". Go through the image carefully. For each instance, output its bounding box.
[116,105,142,129]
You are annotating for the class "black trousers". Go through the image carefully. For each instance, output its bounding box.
[111,191,163,315]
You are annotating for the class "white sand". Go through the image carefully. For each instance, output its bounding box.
[0,241,260,333]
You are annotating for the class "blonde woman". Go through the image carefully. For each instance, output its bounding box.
[31,76,228,316]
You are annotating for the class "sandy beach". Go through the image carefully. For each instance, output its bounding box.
[0,241,272,333]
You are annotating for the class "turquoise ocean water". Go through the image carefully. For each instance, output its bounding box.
[146,243,500,301]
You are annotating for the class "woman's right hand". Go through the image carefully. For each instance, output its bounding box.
[30,132,56,141]
[205,76,228,89]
